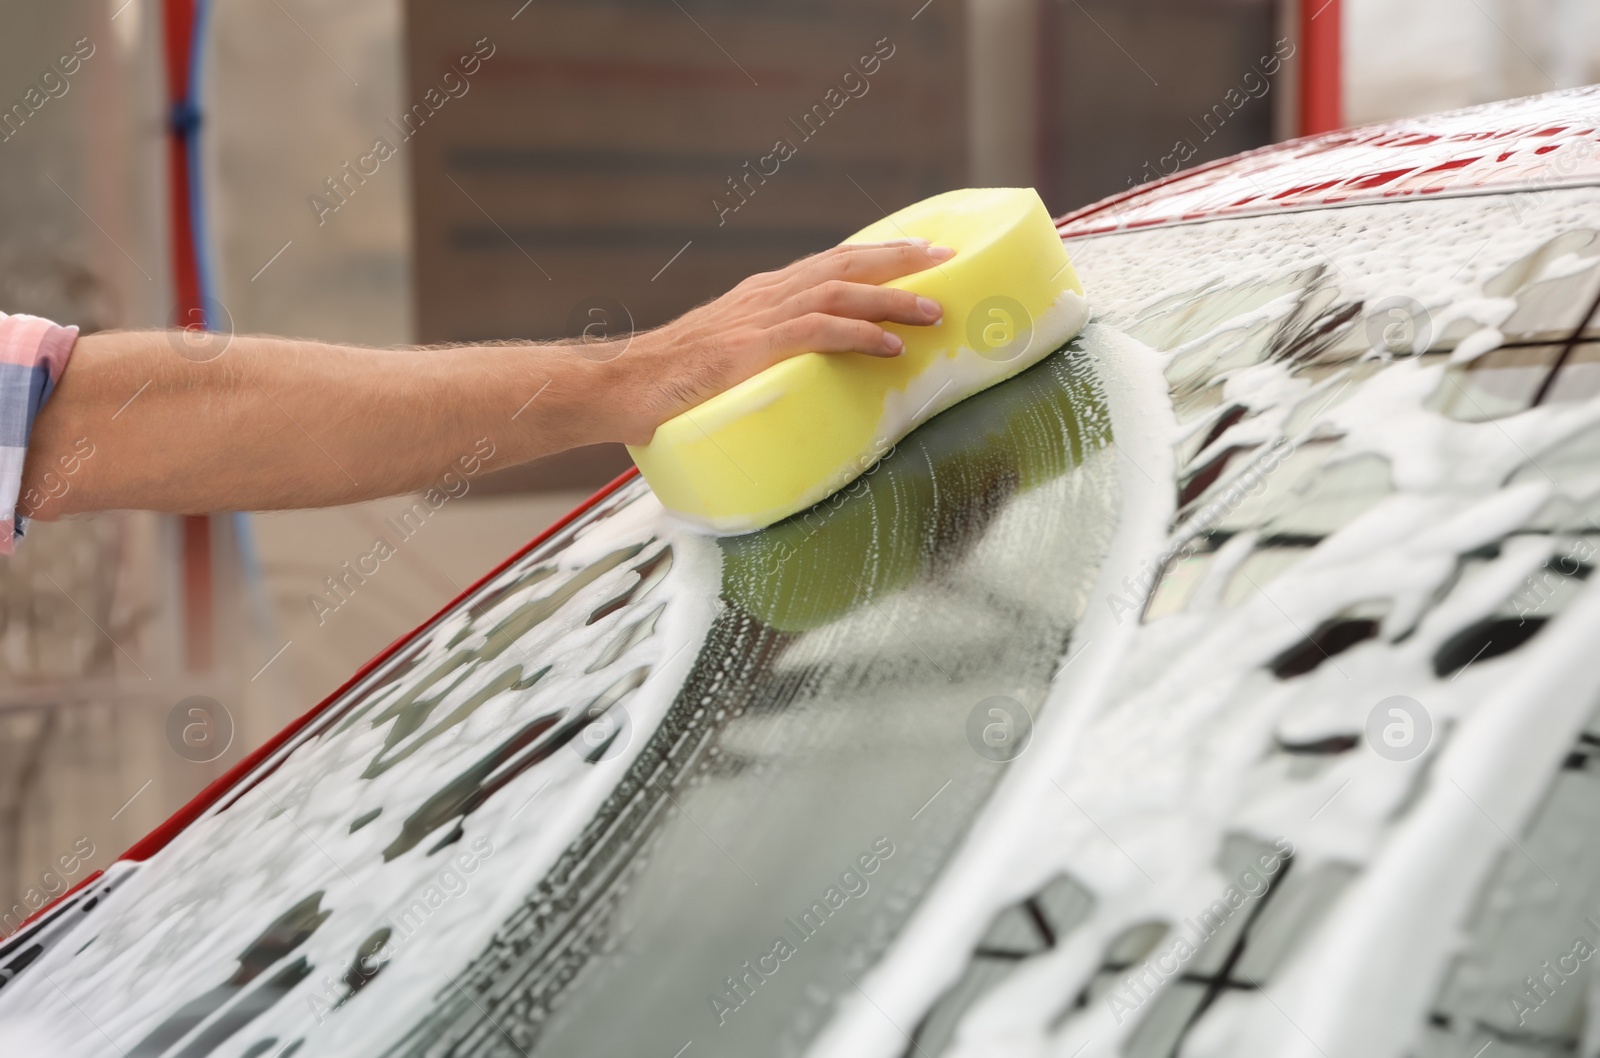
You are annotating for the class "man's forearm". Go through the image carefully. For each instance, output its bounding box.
[16,241,953,521]
[22,330,628,518]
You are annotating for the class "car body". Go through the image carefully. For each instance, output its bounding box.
[4,85,1600,1058]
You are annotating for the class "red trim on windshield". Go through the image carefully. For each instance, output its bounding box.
[1055,89,1600,238]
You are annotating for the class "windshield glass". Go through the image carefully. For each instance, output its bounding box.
[399,346,1118,1058]
[889,186,1600,1058]
[0,342,1121,1058]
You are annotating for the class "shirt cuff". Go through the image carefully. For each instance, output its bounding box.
[0,312,80,553]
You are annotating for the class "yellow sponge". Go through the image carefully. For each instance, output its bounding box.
[628,187,1088,534]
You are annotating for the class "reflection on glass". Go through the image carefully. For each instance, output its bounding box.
[1424,701,1600,1055]
[392,345,1121,1057]
[913,872,1094,1055]
[1543,342,1600,405]
[1485,229,1600,343]
[1428,344,1565,422]
[1130,270,1317,354]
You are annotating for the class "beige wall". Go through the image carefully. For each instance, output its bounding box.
[207,0,413,346]
[1348,0,1600,125]
[0,0,168,329]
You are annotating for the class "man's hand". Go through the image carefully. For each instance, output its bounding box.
[610,239,953,444]
[21,239,955,517]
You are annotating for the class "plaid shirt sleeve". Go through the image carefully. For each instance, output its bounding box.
[0,312,80,553]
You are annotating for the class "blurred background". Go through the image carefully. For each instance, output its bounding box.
[0,0,1595,933]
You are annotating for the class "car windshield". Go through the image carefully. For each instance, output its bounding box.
[0,340,1120,1057]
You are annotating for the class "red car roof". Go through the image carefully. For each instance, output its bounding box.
[1056,85,1600,238]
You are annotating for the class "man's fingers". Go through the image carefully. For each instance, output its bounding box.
[786,280,942,327]
[834,238,931,249]
[782,243,956,292]
[773,313,903,359]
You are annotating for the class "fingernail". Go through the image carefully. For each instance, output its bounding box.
[916,296,942,320]
[884,332,904,355]
[927,246,956,261]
